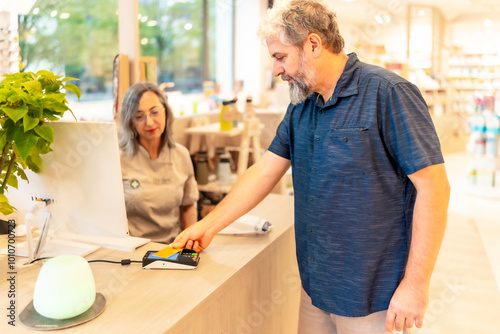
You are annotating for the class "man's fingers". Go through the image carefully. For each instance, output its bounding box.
[193,241,202,252]
[171,231,185,248]
[394,314,405,332]
[385,308,396,333]
[415,316,424,328]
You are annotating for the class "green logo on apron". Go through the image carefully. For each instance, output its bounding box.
[130,179,140,189]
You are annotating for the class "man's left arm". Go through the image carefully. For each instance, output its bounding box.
[385,163,451,333]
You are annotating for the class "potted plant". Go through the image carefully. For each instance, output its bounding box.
[0,70,81,215]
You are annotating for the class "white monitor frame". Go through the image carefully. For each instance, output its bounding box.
[6,121,144,259]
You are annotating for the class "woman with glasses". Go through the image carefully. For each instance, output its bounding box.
[118,82,199,244]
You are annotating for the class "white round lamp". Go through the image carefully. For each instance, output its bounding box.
[33,255,96,319]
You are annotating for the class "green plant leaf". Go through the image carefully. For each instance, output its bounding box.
[47,82,61,93]
[0,88,8,102]
[23,114,39,132]
[62,77,79,82]
[13,128,38,162]
[44,92,67,103]
[63,83,82,99]
[0,193,16,215]
[36,136,53,154]
[15,155,27,170]
[14,164,28,181]
[26,154,43,173]
[6,172,18,189]
[30,105,43,119]
[34,125,54,143]
[7,92,22,105]
[36,70,55,78]
[0,131,6,150]
[2,104,28,123]
[22,79,43,93]
[3,118,16,141]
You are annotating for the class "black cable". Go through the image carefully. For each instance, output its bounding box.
[26,257,141,266]
[88,259,142,265]
[28,257,51,264]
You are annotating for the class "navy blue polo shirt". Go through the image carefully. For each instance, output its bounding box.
[268,53,444,317]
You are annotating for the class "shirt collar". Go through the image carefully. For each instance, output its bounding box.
[138,143,172,163]
[311,52,361,108]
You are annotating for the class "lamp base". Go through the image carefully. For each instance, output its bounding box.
[19,292,106,331]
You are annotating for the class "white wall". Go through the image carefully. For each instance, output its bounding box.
[215,0,236,96]
[234,0,268,107]
[449,15,500,53]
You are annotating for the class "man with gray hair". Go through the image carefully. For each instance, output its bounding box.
[172,1,450,333]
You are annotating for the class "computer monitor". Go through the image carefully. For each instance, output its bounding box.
[6,121,149,259]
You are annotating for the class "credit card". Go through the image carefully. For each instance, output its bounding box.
[153,246,181,259]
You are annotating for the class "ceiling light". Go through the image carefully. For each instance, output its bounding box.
[32,7,39,15]
[184,23,193,30]
[147,20,157,27]
[383,14,391,23]
[141,38,148,45]
[375,15,383,24]
[50,10,57,17]
[418,9,426,16]
[484,19,493,27]
[59,13,70,19]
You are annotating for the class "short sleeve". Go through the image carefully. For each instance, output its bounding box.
[268,106,292,160]
[381,82,444,175]
[176,144,199,206]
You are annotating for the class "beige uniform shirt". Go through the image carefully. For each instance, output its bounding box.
[120,143,199,243]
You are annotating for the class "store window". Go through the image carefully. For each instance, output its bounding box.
[18,0,234,114]
[139,0,234,94]
[18,0,119,102]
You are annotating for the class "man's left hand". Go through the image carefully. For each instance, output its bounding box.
[385,278,429,333]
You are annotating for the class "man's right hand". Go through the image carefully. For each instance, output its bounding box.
[171,152,291,253]
[171,221,215,252]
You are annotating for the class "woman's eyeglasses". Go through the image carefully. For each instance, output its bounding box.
[134,108,164,123]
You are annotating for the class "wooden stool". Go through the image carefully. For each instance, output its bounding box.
[237,117,262,176]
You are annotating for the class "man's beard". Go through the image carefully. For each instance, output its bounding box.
[282,52,316,105]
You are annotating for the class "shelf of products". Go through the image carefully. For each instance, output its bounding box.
[420,88,447,115]
[447,53,500,114]
[465,94,500,199]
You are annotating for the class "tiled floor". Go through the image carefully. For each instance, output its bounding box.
[445,152,500,291]
[414,152,500,333]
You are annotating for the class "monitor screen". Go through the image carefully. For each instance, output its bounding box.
[7,121,129,239]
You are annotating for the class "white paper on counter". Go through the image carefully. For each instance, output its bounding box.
[218,214,272,235]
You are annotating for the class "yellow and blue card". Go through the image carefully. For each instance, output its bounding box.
[153,247,181,260]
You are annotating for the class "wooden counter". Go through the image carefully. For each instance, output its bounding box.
[0,194,299,333]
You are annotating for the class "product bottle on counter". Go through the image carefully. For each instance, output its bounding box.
[220,98,237,131]
[214,147,226,176]
[217,154,232,186]
[195,151,209,185]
